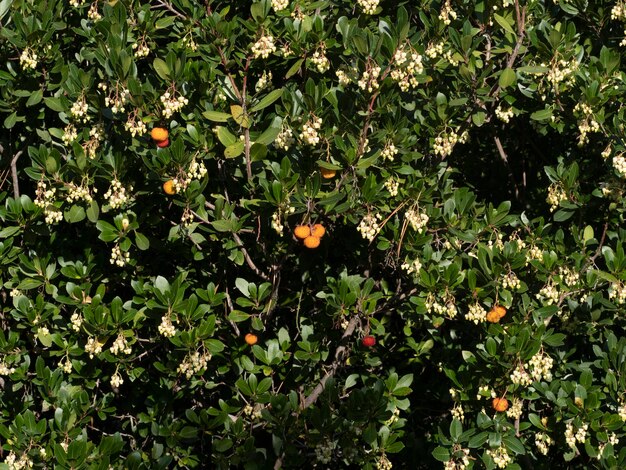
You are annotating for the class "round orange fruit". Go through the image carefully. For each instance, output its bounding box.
[156,138,170,148]
[163,180,176,195]
[492,397,509,412]
[244,333,258,345]
[486,305,506,323]
[151,127,169,142]
[311,224,326,238]
[320,167,336,179]
[294,225,311,240]
[303,236,321,249]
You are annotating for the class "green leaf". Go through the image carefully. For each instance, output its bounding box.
[494,13,515,35]
[135,232,150,250]
[502,435,526,455]
[499,67,516,88]
[432,446,451,462]
[44,97,65,112]
[531,109,552,121]
[153,58,170,80]
[285,59,304,79]
[26,89,43,107]
[230,105,250,128]
[64,205,86,223]
[224,141,244,158]
[202,110,232,122]
[215,126,238,146]
[250,88,283,113]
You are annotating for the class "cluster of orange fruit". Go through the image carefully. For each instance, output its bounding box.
[486,305,506,323]
[492,397,509,412]
[151,127,169,148]
[294,223,326,248]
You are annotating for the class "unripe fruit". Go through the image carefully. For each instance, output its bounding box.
[294,225,311,240]
[303,236,320,249]
[320,167,336,179]
[492,397,509,412]
[163,180,176,195]
[486,305,507,323]
[151,127,169,142]
[156,138,170,148]
[362,335,376,347]
[311,224,326,238]
[245,333,258,345]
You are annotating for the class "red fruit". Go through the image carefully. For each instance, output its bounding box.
[156,138,170,148]
[362,335,376,347]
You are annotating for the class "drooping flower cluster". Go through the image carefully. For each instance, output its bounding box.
[84,123,105,158]
[177,350,212,379]
[132,39,150,58]
[390,47,424,91]
[158,315,176,337]
[433,129,468,157]
[109,332,132,355]
[613,153,626,177]
[275,125,295,150]
[314,442,334,464]
[465,303,487,324]
[70,94,90,123]
[3,452,33,469]
[58,357,72,374]
[0,359,16,376]
[501,272,521,290]
[534,432,553,455]
[357,64,382,93]
[172,159,208,193]
[357,213,382,241]
[384,178,399,196]
[62,123,78,145]
[100,82,130,114]
[510,363,533,387]
[425,292,458,318]
[160,91,189,119]
[85,337,104,359]
[608,281,626,304]
[438,0,458,25]
[444,448,470,470]
[251,34,276,59]
[401,258,422,275]
[271,0,289,11]
[486,445,512,468]
[536,280,560,306]
[546,182,567,212]
[87,2,102,21]
[110,245,130,267]
[573,102,600,145]
[299,116,322,146]
[381,141,398,161]
[35,180,63,225]
[255,70,272,92]
[506,398,523,419]
[104,179,131,209]
[309,45,330,73]
[565,421,588,448]
[495,105,514,123]
[124,111,148,137]
[65,182,94,204]
[111,371,124,388]
[356,0,380,15]
[20,47,38,70]
[405,207,429,233]
[271,204,295,236]
[70,312,83,332]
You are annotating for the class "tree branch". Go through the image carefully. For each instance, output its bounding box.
[301,316,358,409]
[493,136,520,200]
[11,150,23,199]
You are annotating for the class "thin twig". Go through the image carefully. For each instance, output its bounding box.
[301,316,358,409]
[493,136,519,200]
[11,150,23,199]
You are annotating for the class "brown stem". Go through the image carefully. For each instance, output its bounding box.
[493,136,519,200]
[11,150,23,199]
[301,316,358,409]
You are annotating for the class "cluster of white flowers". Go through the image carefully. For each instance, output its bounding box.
[376,454,392,470]
[537,280,559,306]
[465,303,487,324]
[87,2,102,21]
[124,113,148,137]
[510,364,533,387]
[275,125,294,150]
[381,141,398,161]
[10,288,22,297]
[501,272,521,290]
[439,0,458,25]
[110,245,130,267]
[109,332,132,355]
[272,0,289,11]
[425,293,458,318]
[486,445,511,468]
[271,204,295,235]
[619,399,626,420]
[83,123,104,158]
[546,58,578,88]
[58,357,72,374]
[357,64,381,93]
[158,315,176,337]
[612,1,626,20]
[65,183,94,204]
[608,281,626,304]
[546,182,567,212]
[310,45,330,73]
[401,258,422,275]
[451,403,464,421]
[0,360,16,376]
[565,422,588,448]
[357,213,382,241]
[35,180,63,225]
[251,34,276,59]
[85,337,103,359]
[20,47,39,70]
[131,40,150,59]
[506,398,523,419]
[558,266,579,287]
[110,371,124,388]
[70,95,90,123]
[242,403,263,420]
[255,70,272,92]
[528,351,554,382]
[384,407,400,426]
[3,452,33,469]
[597,433,619,459]
[62,123,78,145]
[390,48,424,91]
[100,82,130,114]
[574,103,600,145]
[444,449,470,470]
[336,68,354,86]
[69,0,85,6]
[426,41,445,59]
[384,178,399,196]
[160,91,189,119]
[172,159,208,193]
[535,432,553,455]
[495,105,514,123]
[299,116,322,145]
[357,0,380,14]
[315,442,334,464]
[177,350,211,379]
[104,179,130,209]
[405,207,429,233]
[613,153,626,177]
[526,244,543,264]
[70,312,83,332]
[476,385,495,400]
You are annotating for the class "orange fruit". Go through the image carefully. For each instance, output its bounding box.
[492,397,509,412]
[311,224,326,238]
[163,180,176,195]
[303,236,320,249]
[486,305,506,323]
[151,127,169,142]
[294,225,311,240]
[320,167,336,179]
[156,138,170,148]
[244,333,258,345]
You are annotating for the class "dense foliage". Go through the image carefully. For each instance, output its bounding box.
[2,0,626,468]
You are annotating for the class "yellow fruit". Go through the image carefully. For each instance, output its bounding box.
[151,127,169,142]
[492,397,509,412]
[486,305,506,323]
[245,333,258,345]
[163,180,176,195]
[320,167,336,179]
[294,225,311,240]
[303,236,321,249]
[311,224,326,238]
